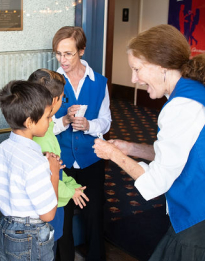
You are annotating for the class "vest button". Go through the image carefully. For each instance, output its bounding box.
[75,147,78,150]
[75,136,78,139]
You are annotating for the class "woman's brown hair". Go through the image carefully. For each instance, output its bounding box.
[127,24,205,85]
[181,54,205,85]
[52,26,86,52]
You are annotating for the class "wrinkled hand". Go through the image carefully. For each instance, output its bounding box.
[93,139,117,160]
[71,116,89,131]
[72,186,89,209]
[108,139,130,155]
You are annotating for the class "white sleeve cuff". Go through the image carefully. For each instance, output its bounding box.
[84,121,96,136]
[138,161,149,172]
[53,117,69,135]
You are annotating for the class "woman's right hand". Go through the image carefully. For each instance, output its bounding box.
[93,139,119,160]
[108,139,131,155]
[62,105,81,126]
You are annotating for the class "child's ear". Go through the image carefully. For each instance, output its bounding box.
[24,117,33,129]
[52,97,59,106]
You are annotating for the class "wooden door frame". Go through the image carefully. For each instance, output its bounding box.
[105,0,115,97]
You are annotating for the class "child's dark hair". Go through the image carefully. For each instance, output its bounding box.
[28,69,65,99]
[0,80,53,130]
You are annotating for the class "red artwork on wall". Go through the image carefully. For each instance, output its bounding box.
[168,0,205,57]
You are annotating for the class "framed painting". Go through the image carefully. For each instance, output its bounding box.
[0,0,23,31]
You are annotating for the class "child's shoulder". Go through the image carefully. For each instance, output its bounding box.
[2,133,47,169]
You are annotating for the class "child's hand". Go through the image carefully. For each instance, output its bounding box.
[44,152,66,169]
[56,156,66,170]
[45,152,60,175]
[72,186,89,209]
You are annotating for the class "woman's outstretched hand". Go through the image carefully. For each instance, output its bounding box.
[108,139,130,155]
[93,138,118,160]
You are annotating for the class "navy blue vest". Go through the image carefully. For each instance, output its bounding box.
[55,72,107,169]
[162,77,205,233]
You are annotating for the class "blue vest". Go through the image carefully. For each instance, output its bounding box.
[162,77,205,233]
[55,72,107,169]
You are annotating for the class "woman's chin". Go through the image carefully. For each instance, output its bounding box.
[148,93,157,100]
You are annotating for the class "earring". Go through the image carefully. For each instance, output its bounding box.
[164,70,167,82]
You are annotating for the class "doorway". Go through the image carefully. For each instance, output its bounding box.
[105,0,167,110]
[105,0,140,96]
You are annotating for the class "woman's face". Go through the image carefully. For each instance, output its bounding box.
[56,38,84,74]
[128,52,167,99]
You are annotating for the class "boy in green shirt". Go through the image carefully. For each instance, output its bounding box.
[29,69,89,256]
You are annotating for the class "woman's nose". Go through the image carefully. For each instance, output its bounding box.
[131,73,138,84]
[60,54,67,63]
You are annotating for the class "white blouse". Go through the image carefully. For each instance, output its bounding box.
[135,97,205,201]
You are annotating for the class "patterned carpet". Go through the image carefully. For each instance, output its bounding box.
[109,98,159,144]
[104,98,170,261]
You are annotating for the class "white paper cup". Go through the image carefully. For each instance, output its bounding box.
[73,105,88,132]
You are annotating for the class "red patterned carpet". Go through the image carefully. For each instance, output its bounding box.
[104,98,170,261]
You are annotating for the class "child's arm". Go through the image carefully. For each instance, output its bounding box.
[58,172,89,209]
[57,172,80,207]
[39,152,60,222]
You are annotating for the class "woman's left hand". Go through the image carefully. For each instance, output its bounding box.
[71,116,89,131]
[93,138,117,160]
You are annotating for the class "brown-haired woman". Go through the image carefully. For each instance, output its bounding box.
[94,24,205,261]
[52,26,111,261]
